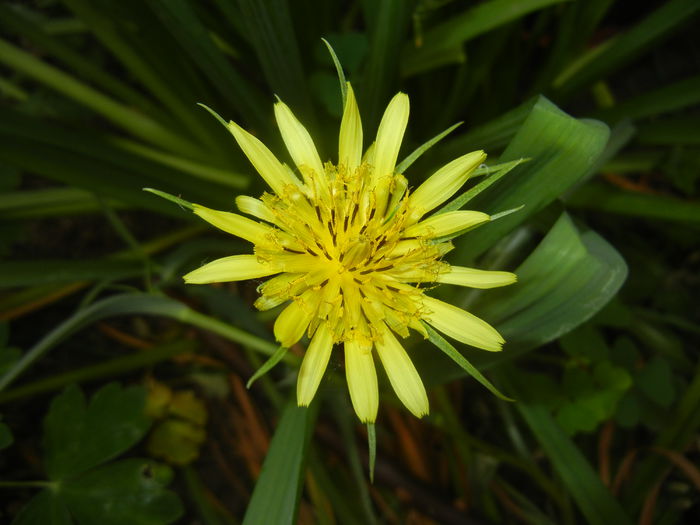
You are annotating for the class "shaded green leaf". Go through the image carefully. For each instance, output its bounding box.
[243,403,316,525]
[44,383,150,480]
[500,367,634,525]
[453,96,610,262]
[60,459,182,525]
[12,490,72,525]
[402,0,568,76]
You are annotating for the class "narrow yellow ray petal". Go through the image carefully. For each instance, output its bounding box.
[235,195,279,225]
[438,267,517,288]
[407,150,486,222]
[372,93,409,212]
[297,323,334,406]
[228,120,301,195]
[274,101,325,181]
[404,210,490,238]
[421,296,504,351]
[344,339,378,423]
[273,289,320,347]
[338,83,363,171]
[193,204,274,245]
[375,325,429,418]
[183,254,277,284]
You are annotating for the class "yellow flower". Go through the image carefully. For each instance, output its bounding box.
[184,84,516,423]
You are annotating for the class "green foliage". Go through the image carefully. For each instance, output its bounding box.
[11,383,182,525]
[1,0,698,523]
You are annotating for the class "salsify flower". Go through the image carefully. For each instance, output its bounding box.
[182,84,516,423]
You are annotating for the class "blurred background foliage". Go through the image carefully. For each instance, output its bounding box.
[0,0,699,524]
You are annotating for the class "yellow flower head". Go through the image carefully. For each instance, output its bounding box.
[185,84,516,423]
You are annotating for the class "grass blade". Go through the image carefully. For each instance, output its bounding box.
[242,403,316,525]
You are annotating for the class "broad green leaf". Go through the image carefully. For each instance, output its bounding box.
[499,367,634,525]
[417,213,627,386]
[453,96,610,262]
[12,490,72,525]
[243,403,316,525]
[401,0,567,76]
[476,213,628,353]
[44,383,150,480]
[60,459,182,525]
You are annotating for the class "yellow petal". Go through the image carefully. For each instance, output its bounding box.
[183,254,277,284]
[421,296,504,351]
[235,195,278,225]
[372,93,409,212]
[297,323,334,406]
[273,289,320,347]
[404,210,490,238]
[228,120,300,195]
[274,101,325,181]
[338,83,363,171]
[193,204,274,245]
[344,339,378,423]
[438,267,517,288]
[408,150,486,222]
[375,326,428,418]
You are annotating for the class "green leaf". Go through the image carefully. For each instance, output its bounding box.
[436,159,529,215]
[500,367,634,525]
[417,213,627,386]
[12,490,73,525]
[396,121,463,174]
[230,0,313,118]
[0,260,143,288]
[0,38,196,155]
[149,0,269,128]
[44,383,151,480]
[243,403,316,525]
[596,74,700,122]
[553,0,700,97]
[476,213,628,354]
[360,0,411,130]
[424,323,513,401]
[453,96,610,262]
[401,0,568,76]
[567,181,700,223]
[0,420,12,450]
[247,345,288,388]
[0,293,282,391]
[60,459,182,525]
[367,423,376,484]
[636,356,675,408]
